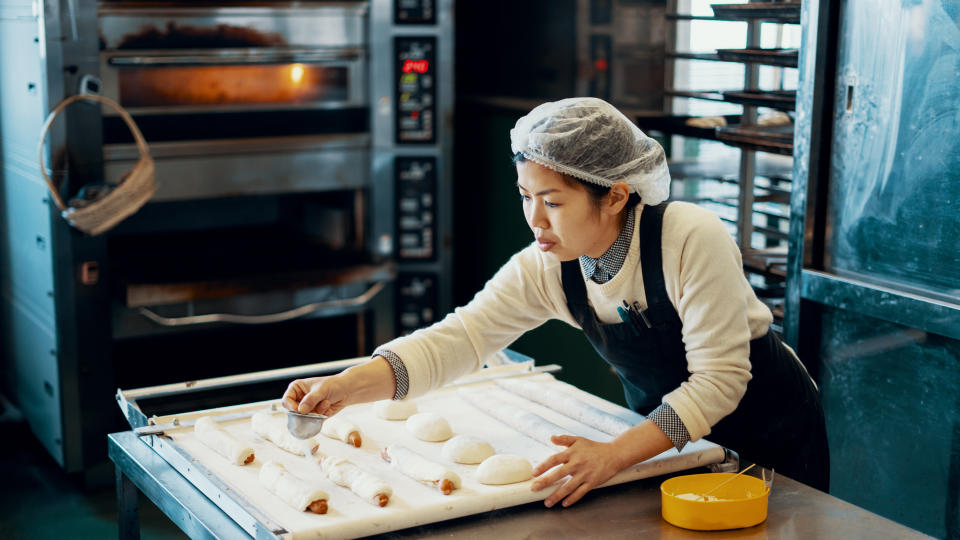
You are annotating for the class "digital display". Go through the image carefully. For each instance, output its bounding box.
[395,37,436,143]
[402,59,430,74]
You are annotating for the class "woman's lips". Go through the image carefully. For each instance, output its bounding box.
[536,238,556,251]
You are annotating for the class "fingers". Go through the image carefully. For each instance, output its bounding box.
[561,482,593,507]
[532,451,567,477]
[282,380,306,411]
[550,434,577,447]
[298,384,329,414]
[531,465,569,492]
[544,476,577,508]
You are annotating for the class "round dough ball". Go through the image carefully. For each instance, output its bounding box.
[476,454,533,485]
[373,399,418,421]
[441,435,495,464]
[406,412,453,442]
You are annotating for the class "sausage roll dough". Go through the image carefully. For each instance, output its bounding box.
[320,455,392,507]
[320,415,363,447]
[259,461,328,513]
[194,416,255,465]
[382,444,461,495]
[251,412,318,456]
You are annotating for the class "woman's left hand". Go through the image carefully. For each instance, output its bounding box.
[530,434,627,508]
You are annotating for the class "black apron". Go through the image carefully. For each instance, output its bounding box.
[561,203,830,491]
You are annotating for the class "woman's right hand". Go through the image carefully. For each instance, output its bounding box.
[282,375,353,416]
[281,356,398,416]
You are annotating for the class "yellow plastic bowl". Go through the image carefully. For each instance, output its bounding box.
[660,472,769,530]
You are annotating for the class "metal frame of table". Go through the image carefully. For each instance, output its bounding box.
[109,431,931,540]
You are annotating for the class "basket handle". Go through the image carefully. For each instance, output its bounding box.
[36,93,150,212]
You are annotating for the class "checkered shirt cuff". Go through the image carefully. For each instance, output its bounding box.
[373,349,409,400]
[648,402,691,451]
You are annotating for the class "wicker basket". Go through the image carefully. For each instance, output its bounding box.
[37,94,155,236]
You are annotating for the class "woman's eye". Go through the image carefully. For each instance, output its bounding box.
[519,194,530,202]
[545,201,560,208]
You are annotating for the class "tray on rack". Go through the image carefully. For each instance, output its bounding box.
[634,114,741,141]
[711,3,801,24]
[722,90,796,111]
[716,48,799,67]
[716,123,794,155]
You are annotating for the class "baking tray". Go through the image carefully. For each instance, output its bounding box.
[721,90,796,111]
[716,123,794,155]
[711,3,801,24]
[635,114,741,141]
[716,48,799,68]
[118,361,730,539]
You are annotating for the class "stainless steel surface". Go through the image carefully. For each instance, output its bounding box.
[801,270,960,341]
[108,430,932,539]
[136,279,386,327]
[110,432,285,539]
[98,2,368,50]
[111,432,258,540]
[104,134,370,201]
[285,410,328,439]
[116,356,368,423]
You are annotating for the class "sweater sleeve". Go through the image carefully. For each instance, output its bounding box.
[374,245,570,399]
[660,204,767,442]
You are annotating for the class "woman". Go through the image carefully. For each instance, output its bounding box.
[283,97,829,507]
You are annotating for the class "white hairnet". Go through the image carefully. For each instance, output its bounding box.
[510,97,671,206]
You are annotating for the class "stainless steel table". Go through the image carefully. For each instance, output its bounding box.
[109,431,930,539]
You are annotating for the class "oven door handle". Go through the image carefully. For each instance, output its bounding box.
[137,280,386,327]
[108,48,364,67]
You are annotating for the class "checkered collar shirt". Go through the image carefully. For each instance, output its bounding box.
[579,207,635,284]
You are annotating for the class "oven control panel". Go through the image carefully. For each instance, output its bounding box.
[395,0,435,24]
[396,274,438,335]
[395,37,436,143]
[396,157,436,260]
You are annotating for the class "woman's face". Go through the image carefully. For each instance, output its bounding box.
[516,160,622,262]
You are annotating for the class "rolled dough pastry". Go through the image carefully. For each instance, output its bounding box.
[496,378,633,436]
[320,455,392,507]
[320,415,362,447]
[259,461,328,513]
[441,435,495,465]
[685,116,727,128]
[251,412,318,456]
[459,388,567,449]
[194,416,255,465]
[373,399,418,420]
[476,454,533,485]
[406,412,453,442]
[381,444,461,495]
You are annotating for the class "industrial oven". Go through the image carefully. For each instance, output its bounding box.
[0,0,453,477]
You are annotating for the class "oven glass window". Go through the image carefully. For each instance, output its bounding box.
[118,64,349,107]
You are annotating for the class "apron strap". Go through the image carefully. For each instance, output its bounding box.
[639,203,682,327]
[560,259,590,316]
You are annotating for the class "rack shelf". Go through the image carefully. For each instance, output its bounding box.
[722,90,796,111]
[668,49,798,68]
[716,123,794,155]
[635,113,741,141]
[710,3,801,24]
[716,48,799,68]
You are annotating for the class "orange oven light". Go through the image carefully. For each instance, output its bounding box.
[118,64,348,107]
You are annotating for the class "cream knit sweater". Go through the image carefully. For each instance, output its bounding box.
[376,202,773,442]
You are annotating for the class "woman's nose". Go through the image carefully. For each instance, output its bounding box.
[528,202,548,230]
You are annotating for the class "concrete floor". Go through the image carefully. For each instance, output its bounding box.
[0,401,186,539]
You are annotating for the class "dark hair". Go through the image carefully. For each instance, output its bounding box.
[513,152,641,210]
